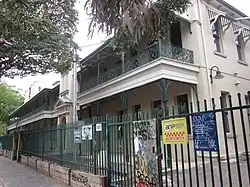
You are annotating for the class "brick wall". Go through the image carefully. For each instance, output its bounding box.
[18,154,108,187]
[50,164,71,185]
[3,149,7,157]
[20,155,28,166]
[27,156,38,170]
[37,160,50,175]
[71,170,107,187]
[3,149,12,159]
[3,149,6,157]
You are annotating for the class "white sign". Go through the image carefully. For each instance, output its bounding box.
[82,125,93,140]
[96,124,102,132]
[74,129,82,144]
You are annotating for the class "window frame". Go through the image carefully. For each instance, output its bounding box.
[133,104,141,121]
[211,19,223,53]
[236,32,246,62]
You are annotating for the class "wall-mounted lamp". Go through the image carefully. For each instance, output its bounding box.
[210,65,225,83]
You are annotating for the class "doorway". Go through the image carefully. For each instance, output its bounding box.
[170,22,182,48]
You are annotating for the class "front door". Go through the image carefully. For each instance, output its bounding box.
[170,22,182,48]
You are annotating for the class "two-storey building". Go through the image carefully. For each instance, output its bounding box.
[75,0,250,159]
[8,0,250,159]
[8,85,60,133]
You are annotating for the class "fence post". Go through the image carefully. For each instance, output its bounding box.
[106,115,111,186]
[93,122,97,175]
[156,112,163,187]
[17,131,22,162]
[60,126,63,166]
[12,132,17,160]
[42,129,45,160]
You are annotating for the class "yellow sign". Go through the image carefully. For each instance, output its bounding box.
[162,117,188,144]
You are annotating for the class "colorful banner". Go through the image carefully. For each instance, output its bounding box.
[133,119,158,187]
[162,117,188,144]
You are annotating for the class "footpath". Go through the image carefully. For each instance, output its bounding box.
[0,156,67,187]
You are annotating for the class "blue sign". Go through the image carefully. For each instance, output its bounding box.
[192,112,219,152]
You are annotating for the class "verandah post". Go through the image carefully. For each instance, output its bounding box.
[160,78,172,167]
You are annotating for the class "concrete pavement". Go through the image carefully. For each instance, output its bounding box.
[0,156,68,187]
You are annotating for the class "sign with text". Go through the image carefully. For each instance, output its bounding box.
[162,118,188,144]
[74,128,82,144]
[192,112,219,152]
[96,124,102,132]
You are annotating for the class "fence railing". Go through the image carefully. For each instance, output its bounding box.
[80,41,194,93]
[0,134,13,150]
[9,105,48,126]
[5,93,250,186]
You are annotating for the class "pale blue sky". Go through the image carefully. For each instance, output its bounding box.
[4,0,250,95]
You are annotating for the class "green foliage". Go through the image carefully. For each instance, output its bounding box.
[0,122,6,136]
[84,0,190,51]
[0,83,24,135]
[0,0,78,78]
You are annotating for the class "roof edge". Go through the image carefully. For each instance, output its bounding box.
[9,85,59,117]
[216,0,248,17]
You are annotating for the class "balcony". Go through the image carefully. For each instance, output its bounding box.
[9,105,48,126]
[8,86,59,127]
[80,41,194,93]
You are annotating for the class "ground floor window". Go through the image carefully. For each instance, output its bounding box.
[133,104,141,120]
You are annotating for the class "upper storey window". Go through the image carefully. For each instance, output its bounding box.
[236,32,245,62]
[211,19,223,53]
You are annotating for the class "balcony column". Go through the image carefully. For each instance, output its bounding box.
[44,91,48,110]
[121,52,125,73]
[159,78,172,168]
[120,92,128,114]
[159,39,162,56]
[97,54,100,85]
[96,101,100,115]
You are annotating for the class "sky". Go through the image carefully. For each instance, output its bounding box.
[3,0,250,95]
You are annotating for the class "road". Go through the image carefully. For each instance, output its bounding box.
[0,156,68,187]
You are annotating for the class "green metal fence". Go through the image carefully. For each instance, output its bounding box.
[21,115,108,173]
[0,134,13,150]
[19,93,250,187]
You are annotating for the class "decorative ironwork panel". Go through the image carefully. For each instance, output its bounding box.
[160,42,194,64]
[99,65,122,84]
[81,77,98,92]
[80,41,194,93]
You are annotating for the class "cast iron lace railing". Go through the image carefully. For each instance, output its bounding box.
[160,42,194,64]
[9,105,47,125]
[80,41,194,92]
